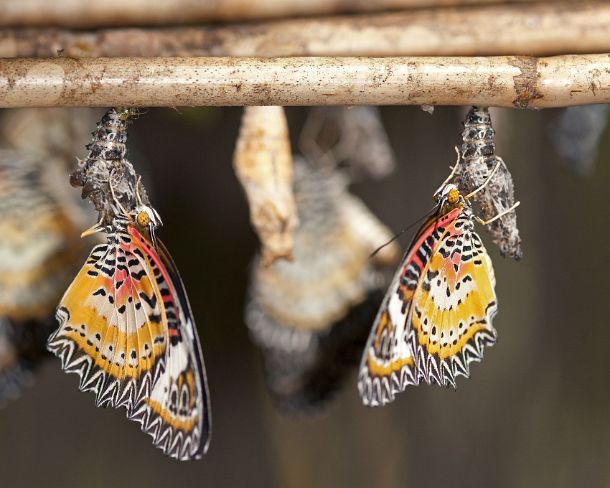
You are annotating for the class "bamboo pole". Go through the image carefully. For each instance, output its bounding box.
[0,0,559,27]
[0,55,607,109]
[1,3,608,58]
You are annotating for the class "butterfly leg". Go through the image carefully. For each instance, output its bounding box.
[80,217,105,238]
[108,170,129,217]
[464,157,504,200]
[475,201,521,226]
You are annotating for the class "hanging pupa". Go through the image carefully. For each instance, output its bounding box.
[551,105,610,175]
[233,106,298,265]
[299,106,396,180]
[455,106,522,259]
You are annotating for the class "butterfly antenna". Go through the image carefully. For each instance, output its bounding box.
[370,204,437,258]
[135,176,144,207]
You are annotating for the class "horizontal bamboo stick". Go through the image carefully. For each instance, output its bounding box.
[0,0,553,27]
[1,3,608,58]
[0,55,608,109]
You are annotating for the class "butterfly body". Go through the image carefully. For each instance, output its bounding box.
[48,207,211,460]
[359,185,497,407]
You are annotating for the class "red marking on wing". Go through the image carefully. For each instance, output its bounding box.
[127,226,177,299]
[400,207,462,279]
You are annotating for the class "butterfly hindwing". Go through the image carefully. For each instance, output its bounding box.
[126,229,211,461]
[358,210,455,406]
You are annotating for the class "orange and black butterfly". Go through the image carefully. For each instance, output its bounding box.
[48,197,211,460]
[358,164,518,406]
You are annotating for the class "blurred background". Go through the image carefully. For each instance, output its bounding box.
[0,105,609,488]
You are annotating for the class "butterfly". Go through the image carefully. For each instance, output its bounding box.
[358,160,519,406]
[47,191,211,460]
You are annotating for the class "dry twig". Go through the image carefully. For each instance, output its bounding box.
[0,0,549,27]
[0,55,608,108]
[1,3,608,58]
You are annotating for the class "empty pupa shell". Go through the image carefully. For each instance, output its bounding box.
[456,106,522,260]
[233,106,298,266]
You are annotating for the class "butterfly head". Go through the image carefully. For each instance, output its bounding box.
[435,183,463,209]
[132,204,162,242]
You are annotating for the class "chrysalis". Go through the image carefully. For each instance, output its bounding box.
[551,105,609,175]
[455,106,522,260]
[299,106,396,180]
[233,106,298,265]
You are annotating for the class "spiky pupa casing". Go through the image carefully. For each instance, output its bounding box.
[70,108,150,224]
[456,106,522,259]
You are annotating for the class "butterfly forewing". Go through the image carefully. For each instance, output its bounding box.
[358,205,498,406]
[48,233,167,405]
[408,209,497,388]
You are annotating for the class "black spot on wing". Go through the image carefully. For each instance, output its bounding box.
[139,292,158,309]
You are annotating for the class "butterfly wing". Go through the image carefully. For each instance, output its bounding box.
[48,226,210,460]
[126,229,211,461]
[408,209,497,387]
[47,234,168,411]
[357,209,459,406]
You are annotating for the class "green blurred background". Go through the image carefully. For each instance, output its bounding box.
[1,105,609,488]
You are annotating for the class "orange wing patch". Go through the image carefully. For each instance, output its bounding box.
[358,275,417,406]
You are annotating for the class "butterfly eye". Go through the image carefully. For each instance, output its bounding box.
[136,210,149,228]
[447,188,459,205]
